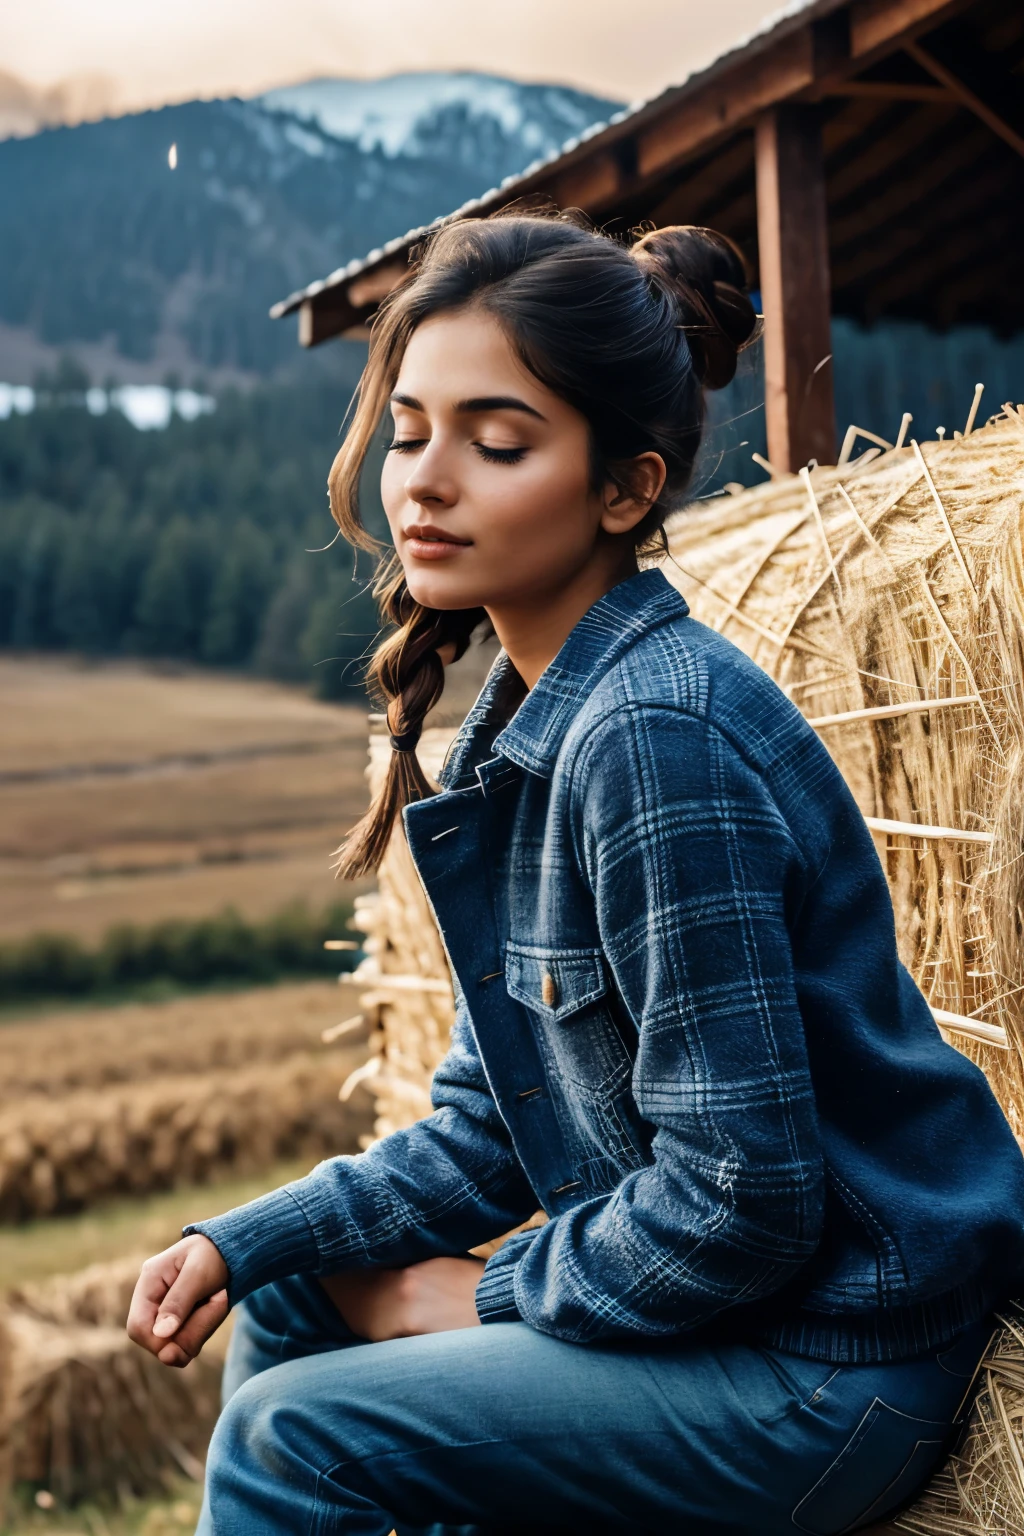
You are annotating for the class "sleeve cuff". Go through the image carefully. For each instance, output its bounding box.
[184,1184,320,1307]
[475,1226,544,1324]
[475,1259,523,1324]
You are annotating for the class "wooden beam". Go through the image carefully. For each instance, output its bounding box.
[550,149,623,212]
[827,102,971,213]
[828,118,984,253]
[860,202,1016,312]
[755,106,836,472]
[347,259,409,309]
[850,0,968,60]
[637,31,816,182]
[824,79,952,102]
[832,157,1009,293]
[905,40,1024,160]
[299,298,359,348]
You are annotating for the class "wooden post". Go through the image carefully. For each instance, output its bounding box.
[755,106,836,471]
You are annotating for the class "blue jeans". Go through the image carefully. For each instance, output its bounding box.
[197,1277,993,1536]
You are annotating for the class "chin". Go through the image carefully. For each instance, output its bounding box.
[403,570,487,612]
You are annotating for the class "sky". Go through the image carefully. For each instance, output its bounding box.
[1,0,787,114]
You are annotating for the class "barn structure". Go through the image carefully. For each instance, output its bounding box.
[270,0,1024,475]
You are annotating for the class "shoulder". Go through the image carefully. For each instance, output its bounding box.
[561,607,814,779]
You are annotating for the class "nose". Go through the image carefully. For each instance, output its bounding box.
[404,440,457,509]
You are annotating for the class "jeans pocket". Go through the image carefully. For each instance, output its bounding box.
[792,1399,948,1535]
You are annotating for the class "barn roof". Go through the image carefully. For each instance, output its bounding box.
[271,0,1024,346]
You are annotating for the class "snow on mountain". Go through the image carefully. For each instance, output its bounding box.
[258,71,620,164]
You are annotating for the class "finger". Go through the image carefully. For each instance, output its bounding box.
[153,1247,218,1337]
[168,1290,229,1359]
[127,1251,183,1345]
[157,1340,193,1368]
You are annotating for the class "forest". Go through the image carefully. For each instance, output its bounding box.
[0,352,383,697]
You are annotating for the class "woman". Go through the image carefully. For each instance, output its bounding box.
[128,213,1024,1535]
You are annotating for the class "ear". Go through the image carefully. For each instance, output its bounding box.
[599,452,667,536]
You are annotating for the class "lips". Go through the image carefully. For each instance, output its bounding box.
[404,524,471,545]
[403,524,472,560]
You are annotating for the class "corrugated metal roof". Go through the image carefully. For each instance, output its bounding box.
[270,0,837,320]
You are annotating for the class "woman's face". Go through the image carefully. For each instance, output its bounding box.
[381,307,648,615]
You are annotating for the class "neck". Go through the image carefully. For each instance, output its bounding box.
[485,548,640,690]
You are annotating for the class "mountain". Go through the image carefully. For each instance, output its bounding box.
[0,74,621,383]
[259,72,621,163]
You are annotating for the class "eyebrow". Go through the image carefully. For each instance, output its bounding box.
[390,392,546,422]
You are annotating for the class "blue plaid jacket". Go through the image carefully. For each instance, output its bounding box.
[194,569,1024,1361]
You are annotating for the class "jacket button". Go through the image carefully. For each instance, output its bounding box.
[541,972,558,1007]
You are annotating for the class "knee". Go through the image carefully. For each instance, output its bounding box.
[204,1370,325,1532]
[218,1366,316,1471]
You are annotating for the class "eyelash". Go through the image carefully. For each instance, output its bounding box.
[387,439,527,465]
[475,444,527,464]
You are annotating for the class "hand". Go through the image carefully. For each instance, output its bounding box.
[126,1234,230,1368]
[321,1256,485,1341]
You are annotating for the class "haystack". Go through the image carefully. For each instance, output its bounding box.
[0,1257,224,1510]
[663,408,1024,1135]
[345,406,1024,1534]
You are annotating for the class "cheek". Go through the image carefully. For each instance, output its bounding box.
[481,452,594,548]
[380,457,405,532]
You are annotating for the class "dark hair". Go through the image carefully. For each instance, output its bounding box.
[329,209,757,876]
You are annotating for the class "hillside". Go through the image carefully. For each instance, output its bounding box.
[0,73,620,383]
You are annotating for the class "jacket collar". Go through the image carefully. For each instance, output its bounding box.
[438,567,689,788]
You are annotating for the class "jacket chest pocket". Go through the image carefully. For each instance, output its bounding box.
[504,942,631,1092]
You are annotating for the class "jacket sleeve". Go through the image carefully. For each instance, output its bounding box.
[474,702,824,1343]
[186,994,537,1305]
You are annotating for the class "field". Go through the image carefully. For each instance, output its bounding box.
[0,649,504,1520]
[0,982,372,1220]
[0,982,374,1515]
[0,657,372,942]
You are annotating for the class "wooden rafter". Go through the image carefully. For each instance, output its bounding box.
[905,40,1024,159]
[828,118,990,253]
[827,102,967,210]
[830,156,1008,290]
[276,0,1021,349]
[825,79,952,101]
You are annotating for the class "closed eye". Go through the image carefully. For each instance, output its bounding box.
[387,438,427,453]
[475,444,527,464]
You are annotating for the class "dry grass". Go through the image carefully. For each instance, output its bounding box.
[0,980,359,1100]
[0,980,370,1219]
[0,1047,369,1222]
[895,1304,1024,1533]
[1,1257,225,1507]
[664,412,1024,1138]
[0,657,357,776]
[2,1477,203,1536]
[0,658,373,942]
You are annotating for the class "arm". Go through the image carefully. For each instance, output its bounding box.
[475,704,824,1343]
[184,996,537,1305]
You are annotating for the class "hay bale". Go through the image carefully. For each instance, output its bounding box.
[892,1305,1024,1534]
[0,1047,370,1221]
[0,1257,224,1509]
[663,411,1024,1138]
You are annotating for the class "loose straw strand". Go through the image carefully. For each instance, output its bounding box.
[918,577,1005,761]
[800,467,842,600]
[913,438,977,598]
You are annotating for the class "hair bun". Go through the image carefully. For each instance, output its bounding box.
[631,225,758,390]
